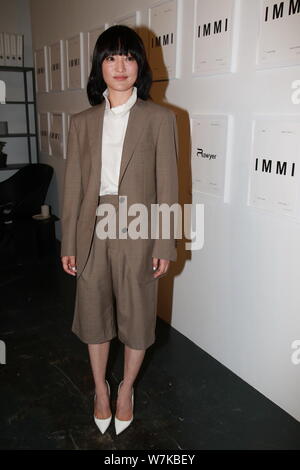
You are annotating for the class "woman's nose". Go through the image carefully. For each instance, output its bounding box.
[115,56,126,71]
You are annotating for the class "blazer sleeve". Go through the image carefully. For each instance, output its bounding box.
[60,115,83,257]
[151,109,179,262]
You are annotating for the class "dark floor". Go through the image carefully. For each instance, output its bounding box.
[0,249,300,450]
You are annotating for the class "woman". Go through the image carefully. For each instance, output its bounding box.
[61,25,179,436]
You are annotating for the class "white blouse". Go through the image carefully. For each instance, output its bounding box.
[99,86,137,196]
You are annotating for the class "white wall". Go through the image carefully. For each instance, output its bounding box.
[29,0,300,422]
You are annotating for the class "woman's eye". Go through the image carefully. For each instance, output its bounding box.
[104,55,135,61]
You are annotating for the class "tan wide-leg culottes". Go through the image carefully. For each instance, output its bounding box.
[72,194,159,350]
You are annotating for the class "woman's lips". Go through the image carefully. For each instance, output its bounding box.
[114,76,127,80]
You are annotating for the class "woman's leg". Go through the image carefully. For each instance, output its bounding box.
[116,345,145,420]
[88,341,112,419]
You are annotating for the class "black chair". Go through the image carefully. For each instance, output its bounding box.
[0,163,53,266]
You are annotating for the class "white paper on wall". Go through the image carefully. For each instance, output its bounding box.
[49,112,66,158]
[38,113,50,154]
[49,40,64,91]
[35,47,48,93]
[248,118,300,218]
[66,33,84,90]
[193,0,238,75]
[113,13,137,28]
[88,27,105,75]
[257,0,300,68]
[191,114,232,201]
[148,0,178,80]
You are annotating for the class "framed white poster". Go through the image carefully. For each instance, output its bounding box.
[38,112,50,154]
[66,113,72,135]
[192,0,240,76]
[66,33,85,90]
[257,0,300,69]
[34,47,48,93]
[248,117,300,218]
[113,12,139,28]
[49,112,66,158]
[88,26,105,75]
[148,0,179,80]
[48,40,64,91]
[190,114,233,202]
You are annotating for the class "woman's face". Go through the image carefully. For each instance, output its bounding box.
[102,53,138,93]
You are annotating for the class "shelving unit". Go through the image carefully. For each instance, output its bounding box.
[0,66,39,171]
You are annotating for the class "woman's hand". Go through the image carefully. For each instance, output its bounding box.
[152,257,170,279]
[61,255,77,276]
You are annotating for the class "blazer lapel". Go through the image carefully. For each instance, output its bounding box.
[87,96,147,196]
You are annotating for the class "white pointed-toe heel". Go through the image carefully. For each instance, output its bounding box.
[114,379,134,435]
[94,379,112,434]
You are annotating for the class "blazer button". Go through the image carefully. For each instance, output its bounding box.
[121,227,127,233]
[119,196,125,203]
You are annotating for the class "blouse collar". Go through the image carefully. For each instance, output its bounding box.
[102,86,137,117]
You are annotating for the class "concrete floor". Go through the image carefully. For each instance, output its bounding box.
[0,252,300,450]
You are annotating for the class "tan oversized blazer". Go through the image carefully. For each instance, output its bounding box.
[61,96,179,279]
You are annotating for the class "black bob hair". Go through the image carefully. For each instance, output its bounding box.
[87,25,152,106]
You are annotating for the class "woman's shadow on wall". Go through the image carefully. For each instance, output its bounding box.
[137,25,193,349]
